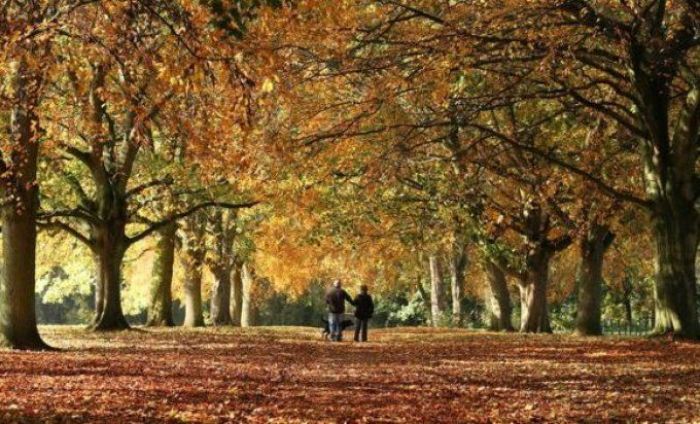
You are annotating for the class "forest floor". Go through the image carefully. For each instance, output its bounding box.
[1,327,699,423]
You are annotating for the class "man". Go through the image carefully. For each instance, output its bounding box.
[325,279,354,341]
[353,285,374,342]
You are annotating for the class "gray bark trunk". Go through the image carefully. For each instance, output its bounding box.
[240,263,254,327]
[210,268,233,326]
[146,223,176,327]
[575,225,614,336]
[429,255,445,327]
[92,225,129,331]
[0,59,47,349]
[208,210,235,326]
[519,248,552,333]
[448,242,467,326]
[182,214,206,328]
[484,259,514,332]
[230,263,243,326]
[632,47,699,338]
[651,211,699,337]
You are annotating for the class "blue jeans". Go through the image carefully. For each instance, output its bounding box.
[328,313,343,341]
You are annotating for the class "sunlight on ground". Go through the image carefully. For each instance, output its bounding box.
[0,326,698,423]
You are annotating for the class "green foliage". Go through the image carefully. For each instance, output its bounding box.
[549,293,577,333]
[380,292,429,328]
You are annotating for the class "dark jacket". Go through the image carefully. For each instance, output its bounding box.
[353,293,374,320]
[326,288,354,314]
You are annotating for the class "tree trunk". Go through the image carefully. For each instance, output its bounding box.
[633,49,700,339]
[650,209,699,338]
[448,242,467,326]
[484,259,514,332]
[624,298,633,329]
[183,251,205,328]
[146,223,176,327]
[92,227,130,331]
[0,180,46,349]
[230,263,243,326]
[210,267,233,326]
[0,58,48,350]
[181,214,206,328]
[518,248,552,333]
[575,225,614,336]
[208,209,235,326]
[429,255,444,327]
[93,262,104,327]
[240,263,254,327]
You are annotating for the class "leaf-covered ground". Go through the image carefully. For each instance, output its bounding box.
[1,327,699,423]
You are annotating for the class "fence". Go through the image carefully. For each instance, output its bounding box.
[602,318,654,336]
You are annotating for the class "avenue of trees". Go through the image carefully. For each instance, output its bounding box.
[1,0,698,350]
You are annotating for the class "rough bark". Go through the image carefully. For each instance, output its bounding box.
[630,24,699,338]
[92,224,130,331]
[429,255,445,327]
[484,259,514,332]
[230,263,243,326]
[240,263,254,327]
[146,223,177,327]
[575,225,614,336]
[518,249,552,334]
[208,210,236,326]
[448,241,468,326]
[0,59,48,349]
[183,258,205,328]
[182,214,206,328]
[210,268,233,326]
[93,259,104,327]
[650,211,699,337]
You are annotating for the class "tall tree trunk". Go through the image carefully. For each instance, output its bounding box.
[633,50,700,339]
[208,209,235,326]
[448,242,467,326]
[146,223,176,327]
[182,249,205,328]
[484,259,514,332]
[92,225,129,331]
[210,267,233,326]
[518,248,552,333]
[624,298,633,329]
[230,263,243,326]
[650,208,699,338]
[0,61,47,349]
[240,263,254,327]
[93,259,104,327]
[0,58,48,349]
[575,225,614,336]
[429,255,444,327]
[181,214,206,328]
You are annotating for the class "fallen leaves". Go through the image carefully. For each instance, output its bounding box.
[0,327,699,423]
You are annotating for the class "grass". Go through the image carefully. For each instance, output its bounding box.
[0,326,699,423]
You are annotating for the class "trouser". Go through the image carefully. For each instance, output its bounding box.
[354,318,368,342]
[329,313,343,341]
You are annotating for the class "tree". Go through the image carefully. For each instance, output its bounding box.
[384,0,700,337]
[146,223,177,327]
[483,258,514,332]
[208,210,238,326]
[0,0,97,349]
[575,224,615,336]
[181,213,207,328]
[38,1,258,330]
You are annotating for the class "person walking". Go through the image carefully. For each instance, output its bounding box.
[325,279,354,341]
[353,285,374,342]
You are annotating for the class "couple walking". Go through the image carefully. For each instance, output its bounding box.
[325,279,374,342]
